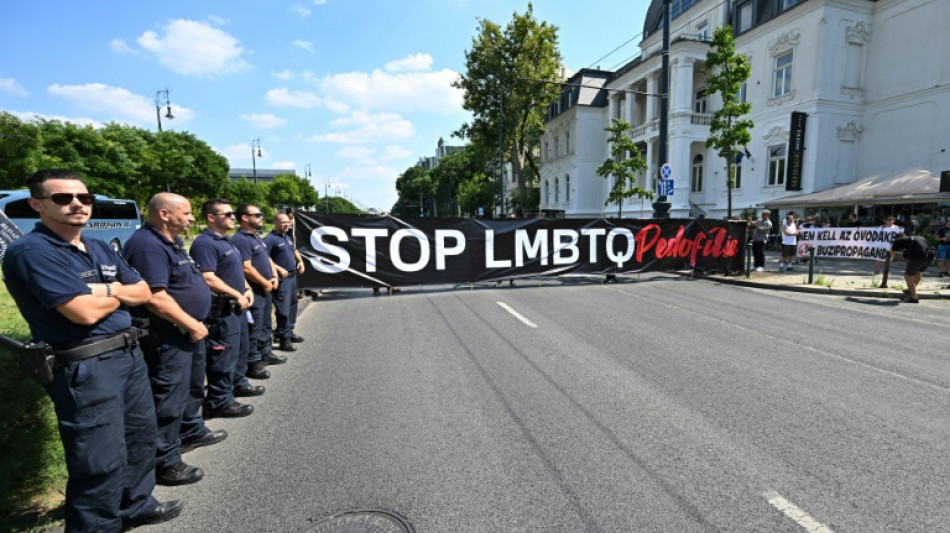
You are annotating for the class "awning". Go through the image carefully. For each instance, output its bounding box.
[766,168,950,207]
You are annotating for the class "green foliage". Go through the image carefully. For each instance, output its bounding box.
[705,25,754,217]
[266,174,320,211]
[595,119,653,218]
[508,187,540,217]
[453,3,561,214]
[739,206,758,220]
[0,285,67,532]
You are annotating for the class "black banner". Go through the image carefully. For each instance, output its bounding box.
[0,209,24,262]
[786,111,807,191]
[295,213,746,289]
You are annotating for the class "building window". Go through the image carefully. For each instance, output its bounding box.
[697,21,709,41]
[544,179,550,204]
[738,82,748,103]
[773,51,793,98]
[737,1,753,33]
[554,136,559,158]
[782,0,799,9]
[544,141,549,161]
[555,177,560,203]
[734,164,742,189]
[768,145,786,186]
[565,132,570,154]
[691,154,704,193]
[565,175,570,203]
[694,88,707,114]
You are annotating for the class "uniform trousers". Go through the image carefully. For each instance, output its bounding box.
[179,335,210,443]
[204,310,241,412]
[141,329,195,470]
[752,240,767,268]
[271,276,298,341]
[46,347,158,533]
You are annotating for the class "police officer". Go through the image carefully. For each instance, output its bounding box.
[2,169,182,531]
[232,204,286,388]
[190,199,258,419]
[123,193,228,486]
[265,212,305,352]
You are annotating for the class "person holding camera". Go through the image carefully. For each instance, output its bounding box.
[748,209,772,272]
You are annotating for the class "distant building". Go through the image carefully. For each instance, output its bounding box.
[540,0,950,220]
[228,168,296,185]
[417,137,464,171]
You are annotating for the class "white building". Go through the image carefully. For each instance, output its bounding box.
[540,0,950,220]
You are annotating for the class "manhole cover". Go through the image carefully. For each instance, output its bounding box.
[303,509,414,533]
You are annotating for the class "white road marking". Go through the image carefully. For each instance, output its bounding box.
[497,302,537,328]
[764,490,836,533]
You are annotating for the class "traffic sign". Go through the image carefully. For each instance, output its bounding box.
[660,163,673,181]
[657,179,674,196]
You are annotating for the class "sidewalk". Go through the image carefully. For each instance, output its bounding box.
[703,250,950,300]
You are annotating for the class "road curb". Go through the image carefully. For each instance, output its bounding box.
[698,274,950,300]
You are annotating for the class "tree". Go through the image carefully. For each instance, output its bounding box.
[0,112,42,188]
[595,119,653,218]
[453,3,561,216]
[705,25,754,218]
[391,165,433,218]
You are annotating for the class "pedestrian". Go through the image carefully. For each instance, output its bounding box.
[189,199,258,418]
[779,211,798,272]
[874,215,904,275]
[891,234,936,303]
[265,212,305,352]
[123,193,228,486]
[2,169,183,531]
[843,212,860,227]
[232,204,287,384]
[748,209,772,272]
[935,218,950,278]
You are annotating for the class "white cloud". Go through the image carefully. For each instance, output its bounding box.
[109,39,138,55]
[308,111,414,144]
[318,68,463,113]
[290,4,312,17]
[206,14,228,26]
[336,146,376,163]
[47,83,195,126]
[0,77,28,96]
[293,40,315,53]
[221,142,270,163]
[272,161,297,170]
[384,53,433,73]
[272,69,295,80]
[266,88,325,109]
[137,19,248,76]
[10,110,103,128]
[381,145,413,161]
[313,0,327,4]
[238,113,286,129]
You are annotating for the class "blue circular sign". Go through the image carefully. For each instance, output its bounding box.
[660,163,672,180]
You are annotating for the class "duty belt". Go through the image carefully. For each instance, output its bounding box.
[52,328,140,362]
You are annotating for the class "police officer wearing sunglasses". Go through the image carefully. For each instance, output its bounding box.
[2,169,183,531]
[189,199,257,419]
[123,193,229,487]
[231,204,287,391]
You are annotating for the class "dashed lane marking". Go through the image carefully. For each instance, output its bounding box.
[764,490,836,533]
[497,302,538,328]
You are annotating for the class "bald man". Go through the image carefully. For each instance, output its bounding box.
[264,212,306,351]
[124,193,227,487]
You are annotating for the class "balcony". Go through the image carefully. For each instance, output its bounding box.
[691,113,713,126]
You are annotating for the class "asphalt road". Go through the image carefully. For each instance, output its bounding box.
[148,275,950,533]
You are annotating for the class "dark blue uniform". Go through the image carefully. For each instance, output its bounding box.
[2,223,159,532]
[190,229,245,412]
[123,223,212,470]
[231,229,274,383]
[264,230,299,343]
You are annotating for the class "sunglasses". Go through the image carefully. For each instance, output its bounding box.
[38,193,95,206]
[214,211,236,218]
[244,213,263,219]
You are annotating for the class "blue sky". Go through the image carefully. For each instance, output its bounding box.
[2,0,650,212]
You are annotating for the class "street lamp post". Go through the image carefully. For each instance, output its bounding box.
[651,0,672,218]
[324,179,330,213]
[251,138,262,186]
[155,88,174,132]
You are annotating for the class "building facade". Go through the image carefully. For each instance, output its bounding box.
[540,0,950,220]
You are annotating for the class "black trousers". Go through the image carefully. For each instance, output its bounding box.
[753,240,766,268]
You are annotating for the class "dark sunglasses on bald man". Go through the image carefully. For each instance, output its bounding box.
[37,193,95,205]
